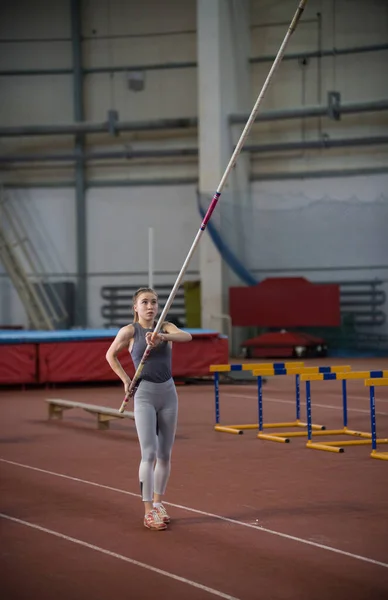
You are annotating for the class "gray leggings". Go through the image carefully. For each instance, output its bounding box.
[134,378,178,502]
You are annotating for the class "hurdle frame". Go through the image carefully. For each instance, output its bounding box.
[301,370,388,453]
[365,377,388,461]
[210,362,305,436]
[251,365,352,443]
[210,363,350,440]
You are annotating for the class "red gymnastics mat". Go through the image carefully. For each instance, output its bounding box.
[0,328,228,385]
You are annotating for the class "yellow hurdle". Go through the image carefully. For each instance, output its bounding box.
[301,370,388,382]
[253,365,352,377]
[214,425,244,435]
[300,370,388,454]
[210,361,306,436]
[364,378,388,461]
[209,364,237,373]
[209,362,304,373]
[242,362,304,371]
[365,377,388,386]
[249,365,352,442]
[210,362,354,440]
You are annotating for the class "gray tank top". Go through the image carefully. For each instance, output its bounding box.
[130,322,172,383]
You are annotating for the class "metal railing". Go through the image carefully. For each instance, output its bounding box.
[0,186,68,329]
[101,283,187,328]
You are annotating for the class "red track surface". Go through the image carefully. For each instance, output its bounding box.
[1,357,388,599]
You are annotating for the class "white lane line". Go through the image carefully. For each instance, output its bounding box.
[324,393,388,404]
[0,513,240,600]
[268,389,388,404]
[1,458,387,570]
[224,393,388,416]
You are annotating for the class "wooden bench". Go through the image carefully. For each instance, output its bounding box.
[45,399,135,430]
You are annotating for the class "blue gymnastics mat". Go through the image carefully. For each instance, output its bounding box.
[0,328,223,344]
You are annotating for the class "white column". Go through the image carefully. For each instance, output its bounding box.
[197,0,251,333]
[148,226,154,289]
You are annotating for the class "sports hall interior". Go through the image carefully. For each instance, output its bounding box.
[1,1,388,598]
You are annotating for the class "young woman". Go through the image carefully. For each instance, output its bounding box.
[106,287,192,531]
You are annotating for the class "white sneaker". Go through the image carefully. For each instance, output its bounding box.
[154,504,171,524]
[144,509,167,531]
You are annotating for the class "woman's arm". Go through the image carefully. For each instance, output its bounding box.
[145,322,192,347]
[105,325,134,393]
[144,323,192,348]
[162,322,192,343]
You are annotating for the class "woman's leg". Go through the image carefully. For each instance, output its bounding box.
[134,398,157,515]
[154,386,178,500]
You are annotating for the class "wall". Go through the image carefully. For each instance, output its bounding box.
[249,174,388,274]
[0,0,198,185]
[0,184,199,327]
[246,0,388,335]
[248,0,388,176]
[0,0,387,332]
[87,184,200,327]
